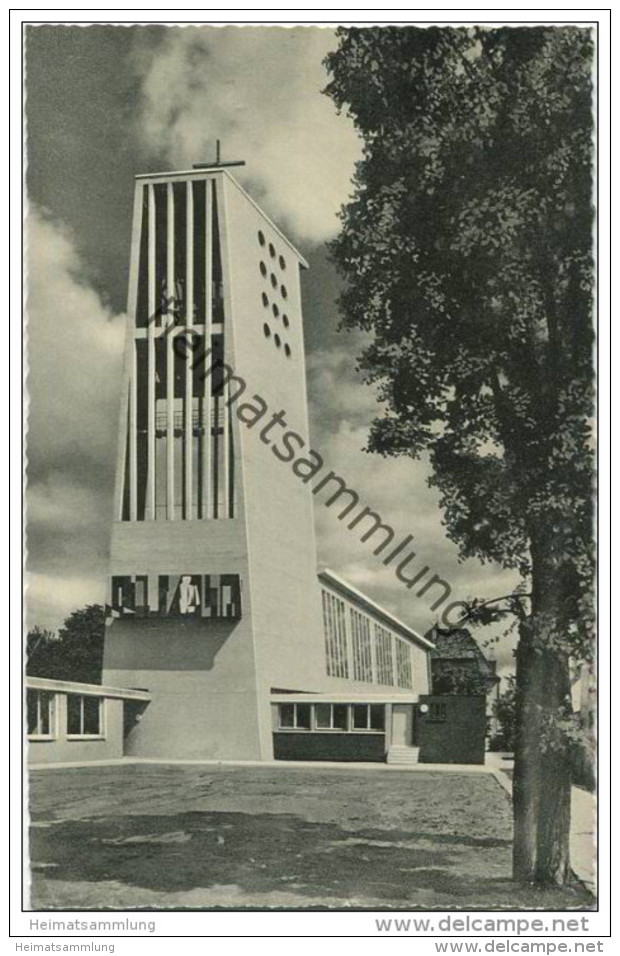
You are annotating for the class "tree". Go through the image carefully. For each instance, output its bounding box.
[26,605,105,684]
[325,26,594,885]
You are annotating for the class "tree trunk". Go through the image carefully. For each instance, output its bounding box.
[512,539,573,885]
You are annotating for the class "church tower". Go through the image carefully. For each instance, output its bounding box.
[102,162,325,760]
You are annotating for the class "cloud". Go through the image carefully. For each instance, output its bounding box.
[26,573,106,633]
[307,341,379,431]
[133,26,362,245]
[26,207,126,630]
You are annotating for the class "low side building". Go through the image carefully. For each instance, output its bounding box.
[26,677,151,766]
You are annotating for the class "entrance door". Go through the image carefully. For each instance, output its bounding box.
[392,705,413,746]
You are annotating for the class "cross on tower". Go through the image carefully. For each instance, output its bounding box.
[192,139,246,170]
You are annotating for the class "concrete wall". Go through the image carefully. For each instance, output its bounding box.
[220,176,328,756]
[28,695,124,765]
[104,195,266,764]
[273,732,386,762]
[418,695,487,765]
[103,504,266,760]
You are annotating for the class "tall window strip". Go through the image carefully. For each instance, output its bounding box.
[375,624,395,686]
[322,590,349,679]
[351,609,373,683]
[27,690,56,738]
[395,638,414,689]
[121,178,234,521]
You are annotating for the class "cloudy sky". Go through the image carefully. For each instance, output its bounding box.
[25,24,520,669]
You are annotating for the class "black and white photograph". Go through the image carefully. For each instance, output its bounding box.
[17,9,608,938]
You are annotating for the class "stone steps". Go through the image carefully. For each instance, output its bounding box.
[386,746,420,765]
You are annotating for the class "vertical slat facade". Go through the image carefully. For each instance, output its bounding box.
[184,181,194,519]
[121,174,233,523]
[223,382,230,519]
[203,181,213,519]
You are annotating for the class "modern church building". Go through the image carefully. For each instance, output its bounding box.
[27,161,489,767]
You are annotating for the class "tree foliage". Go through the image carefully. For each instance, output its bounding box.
[325,26,594,656]
[26,605,105,684]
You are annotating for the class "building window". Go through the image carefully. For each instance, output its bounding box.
[322,590,349,679]
[111,573,241,620]
[276,703,386,734]
[278,703,311,731]
[351,609,373,683]
[395,638,413,689]
[315,703,348,731]
[428,701,447,723]
[67,695,103,737]
[352,704,385,732]
[375,625,394,686]
[27,690,56,739]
